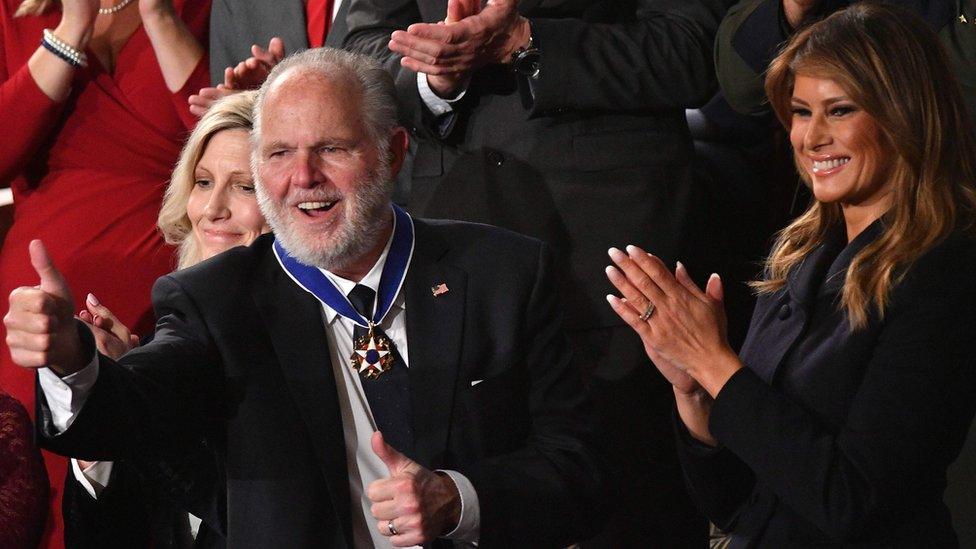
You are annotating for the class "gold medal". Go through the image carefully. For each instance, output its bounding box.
[350,323,395,380]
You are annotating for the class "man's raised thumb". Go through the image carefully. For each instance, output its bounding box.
[30,240,71,301]
[371,431,408,473]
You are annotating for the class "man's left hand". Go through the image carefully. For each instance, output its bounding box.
[388,0,530,96]
[366,432,461,546]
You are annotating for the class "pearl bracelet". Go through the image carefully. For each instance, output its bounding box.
[41,29,87,68]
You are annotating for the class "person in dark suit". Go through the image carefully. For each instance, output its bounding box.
[5,47,605,548]
[605,4,976,546]
[187,1,351,118]
[208,0,350,85]
[343,0,731,544]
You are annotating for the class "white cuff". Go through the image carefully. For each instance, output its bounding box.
[71,458,114,499]
[437,469,480,544]
[38,355,99,432]
[417,72,467,116]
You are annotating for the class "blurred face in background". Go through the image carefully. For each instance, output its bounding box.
[186,128,269,261]
[789,74,894,221]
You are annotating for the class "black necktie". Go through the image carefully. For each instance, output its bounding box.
[347,284,413,454]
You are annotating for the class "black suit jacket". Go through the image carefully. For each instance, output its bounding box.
[343,0,732,332]
[678,221,976,547]
[62,456,225,549]
[41,218,605,548]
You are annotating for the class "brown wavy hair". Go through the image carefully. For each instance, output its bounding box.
[758,2,976,329]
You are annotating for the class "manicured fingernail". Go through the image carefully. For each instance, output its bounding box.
[87,293,99,306]
[676,261,685,271]
[605,265,617,275]
[711,273,721,280]
[606,294,616,303]
[608,247,624,259]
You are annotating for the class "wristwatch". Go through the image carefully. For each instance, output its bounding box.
[510,36,541,78]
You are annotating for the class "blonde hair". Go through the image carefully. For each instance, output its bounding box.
[758,2,976,329]
[15,0,55,17]
[158,91,259,269]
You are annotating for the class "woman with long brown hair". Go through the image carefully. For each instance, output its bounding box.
[606,3,976,545]
[0,0,209,545]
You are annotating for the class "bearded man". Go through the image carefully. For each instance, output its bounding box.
[4,48,605,548]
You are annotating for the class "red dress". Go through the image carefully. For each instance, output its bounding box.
[0,1,210,546]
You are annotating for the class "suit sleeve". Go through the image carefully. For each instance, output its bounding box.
[713,0,789,116]
[527,0,730,115]
[62,463,153,548]
[455,242,608,548]
[704,253,976,542]
[342,0,430,135]
[39,274,223,462]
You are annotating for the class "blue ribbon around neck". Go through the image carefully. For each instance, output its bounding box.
[273,204,415,328]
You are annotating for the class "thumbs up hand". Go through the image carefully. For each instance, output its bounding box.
[365,431,461,546]
[3,240,86,375]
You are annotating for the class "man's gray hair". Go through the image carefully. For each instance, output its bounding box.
[251,47,399,151]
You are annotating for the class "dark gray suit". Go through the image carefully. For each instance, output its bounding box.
[41,219,606,548]
[208,0,350,85]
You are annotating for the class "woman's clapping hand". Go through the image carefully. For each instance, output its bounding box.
[605,245,741,398]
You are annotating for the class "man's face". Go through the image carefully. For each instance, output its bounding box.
[254,69,394,269]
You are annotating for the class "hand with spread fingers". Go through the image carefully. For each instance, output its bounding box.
[388,0,530,97]
[77,293,139,360]
[365,432,461,546]
[605,245,742,399]
[189,37,285,117]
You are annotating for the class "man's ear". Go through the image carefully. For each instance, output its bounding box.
[388,127,409,178]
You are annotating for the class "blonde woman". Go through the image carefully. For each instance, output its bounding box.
[66,91,266,548]
[606,3,976,546]
[0,0,209,544]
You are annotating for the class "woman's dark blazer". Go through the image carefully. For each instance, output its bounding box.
[678,220,976,547]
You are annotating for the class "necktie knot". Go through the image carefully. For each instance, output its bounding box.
[348,284,376,320]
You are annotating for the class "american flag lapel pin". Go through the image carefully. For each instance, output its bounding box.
[431,282,449,297]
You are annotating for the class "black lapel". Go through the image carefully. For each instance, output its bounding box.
[746,227,846,385]
[404,221,467,469]
[818,219,885,299]
[250,241,353,546]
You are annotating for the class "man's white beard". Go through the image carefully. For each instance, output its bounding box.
[256,156,394,271]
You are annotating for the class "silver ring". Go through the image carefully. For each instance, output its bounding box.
[388,519,399,536]
[638,302,656,322]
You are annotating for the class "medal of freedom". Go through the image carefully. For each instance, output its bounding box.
[351,323,395,379]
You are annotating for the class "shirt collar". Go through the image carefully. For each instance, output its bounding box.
[319,230,405,324]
